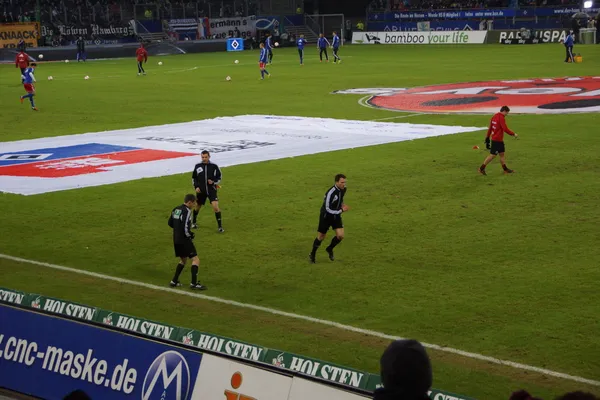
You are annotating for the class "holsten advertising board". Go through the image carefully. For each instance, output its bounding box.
[352,30,487,44]
[0,303,372,400]
[0,288,477,400]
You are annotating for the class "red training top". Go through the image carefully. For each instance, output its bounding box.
[486,112,515,142]
[136,47,148,62]
[15,52,29,69]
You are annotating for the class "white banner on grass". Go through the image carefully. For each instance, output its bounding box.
[0,115,485,195]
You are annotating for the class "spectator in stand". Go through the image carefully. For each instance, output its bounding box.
[509,390,544,400]
[372,340,432,400]
[63,390,91,400]
[508,391,600,400]
[557,393,599,400]
[587,18,595,29]
[596,13,600,43]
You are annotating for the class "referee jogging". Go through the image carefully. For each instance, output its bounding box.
[564,30,575,63]
[309,174,350,263]
[192,150,224,232]
[168,194,207,290]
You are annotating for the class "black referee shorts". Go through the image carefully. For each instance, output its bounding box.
[490,141,505,155]
[197,188,218,205]
[174,240,197,258]
[318,213,343,234]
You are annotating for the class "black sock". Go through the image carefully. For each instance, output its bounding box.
[193,210,199,223]
[215,212,222,228]
[172,263,185,282]
[327,236,341,251]
[191,264,199,285]
[502,164,509,171]
[480,164,486,170]
[311,238,322,255]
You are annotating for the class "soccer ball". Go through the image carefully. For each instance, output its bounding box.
[65,60,70,63]
[47,76,53,81]
[234,60,239,64]
[38,54,43,59]
[158,61,163,66]
[84,75,90,80]
[226,76,231,81]
[274,42,279,47]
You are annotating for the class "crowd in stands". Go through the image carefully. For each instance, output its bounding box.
[0,0,256,25]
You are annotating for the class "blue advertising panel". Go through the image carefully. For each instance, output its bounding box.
[368,19,563,31]
[368,7,600,21]
[368,21,480,31]
[0,304,203,400]
[227,38,244,51]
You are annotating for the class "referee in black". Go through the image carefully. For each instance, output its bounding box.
[168,194,207,290]
[192,150,224,232]
[309,174,350,263]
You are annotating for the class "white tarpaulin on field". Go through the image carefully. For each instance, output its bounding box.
[0,115,484,195]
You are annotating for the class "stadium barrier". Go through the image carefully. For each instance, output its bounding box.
[367,6,600,21]
[352,31,487,44]
[351,29,577,45]
[0,287,476,400]
[0,39,229,63]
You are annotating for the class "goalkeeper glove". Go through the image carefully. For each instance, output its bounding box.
[484,137,491,149]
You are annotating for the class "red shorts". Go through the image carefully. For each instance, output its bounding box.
[23,83,35,93]
[259,62,266,69]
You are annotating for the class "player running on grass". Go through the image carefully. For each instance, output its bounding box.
[192,150,224,233]
[258,43,271,80]
[297,34,307,65]
[136,43,148,76]
[20,63,38,111]
[332,31,342,63]
[478,106,518,175]
[309,174,350,263]
[15,49,29,83]
[265,33,274,64]
[317,34,330,63]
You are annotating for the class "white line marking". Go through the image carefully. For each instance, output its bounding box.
[371,114,423,121]
[0,252,598,387]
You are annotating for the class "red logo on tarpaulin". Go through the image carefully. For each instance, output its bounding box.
[366,77,600,114]
[0,149,195,178]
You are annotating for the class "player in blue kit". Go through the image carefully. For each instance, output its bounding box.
[332,31,342,63]
[297,34,307,65]
[20,63,38,111]
[317,33,329,63]
[563,30,575,63]
[259,43,271,80]
[265,33,274,64]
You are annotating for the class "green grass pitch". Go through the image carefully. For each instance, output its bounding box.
[1,44,599,399]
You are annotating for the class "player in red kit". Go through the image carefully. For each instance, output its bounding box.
[478,106,518,175]
[15,50,30,83]
[136,43,148,76]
